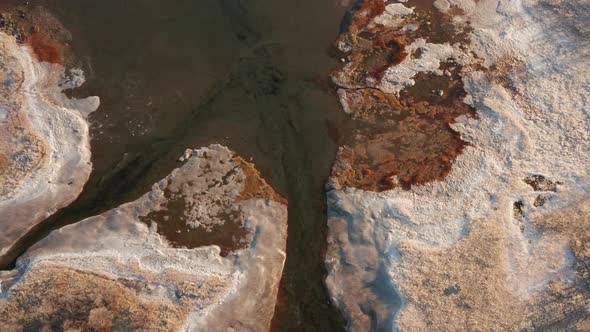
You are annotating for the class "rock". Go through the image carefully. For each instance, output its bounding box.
[433,0,451,12]
[524,174,559,192]
[0,144,288,331]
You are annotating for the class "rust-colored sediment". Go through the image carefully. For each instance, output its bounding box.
[331,0,475,192]
[0,5,68,65]
[29,30,63,64]
[332,89,473,191]
[236,157,288,205]
[348,0,385,33]
[368,37,407,80]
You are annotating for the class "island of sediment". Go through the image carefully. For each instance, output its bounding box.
[0,8,99,257]
[0,144,288,331]
[326,0,590,330]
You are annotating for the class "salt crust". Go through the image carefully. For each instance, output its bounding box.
[326,0,590,330]
[0,145,288,331]
[0,31,99,257]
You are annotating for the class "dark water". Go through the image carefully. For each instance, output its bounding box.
[1,0,351,330]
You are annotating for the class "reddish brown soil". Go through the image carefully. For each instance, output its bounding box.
[236,157,288,205]
[331,89,474,191]
[331,0,477,192]
[349,0,385,32]
[0,5,68,65]
[334,0,419,87]
[29,30,63,64]
[368,37,407,80]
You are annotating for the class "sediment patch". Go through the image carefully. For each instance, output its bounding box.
[330,0,476,192]
[139,148,287,256]
[330,88,473,191]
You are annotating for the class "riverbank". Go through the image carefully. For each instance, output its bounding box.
[0,6,99,258]
[325,0,590,330]
[0,145,288,330]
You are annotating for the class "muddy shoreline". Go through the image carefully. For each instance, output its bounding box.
[0,0,351,330]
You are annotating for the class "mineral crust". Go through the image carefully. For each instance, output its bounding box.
[0,11,99,258]
[0,145,288,331]
[326,0,590,330]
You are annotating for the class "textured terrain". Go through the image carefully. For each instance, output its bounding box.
[0,8,99,257]
[326,0,590,330]
[329,0,476,192]
[0,145,288,331]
